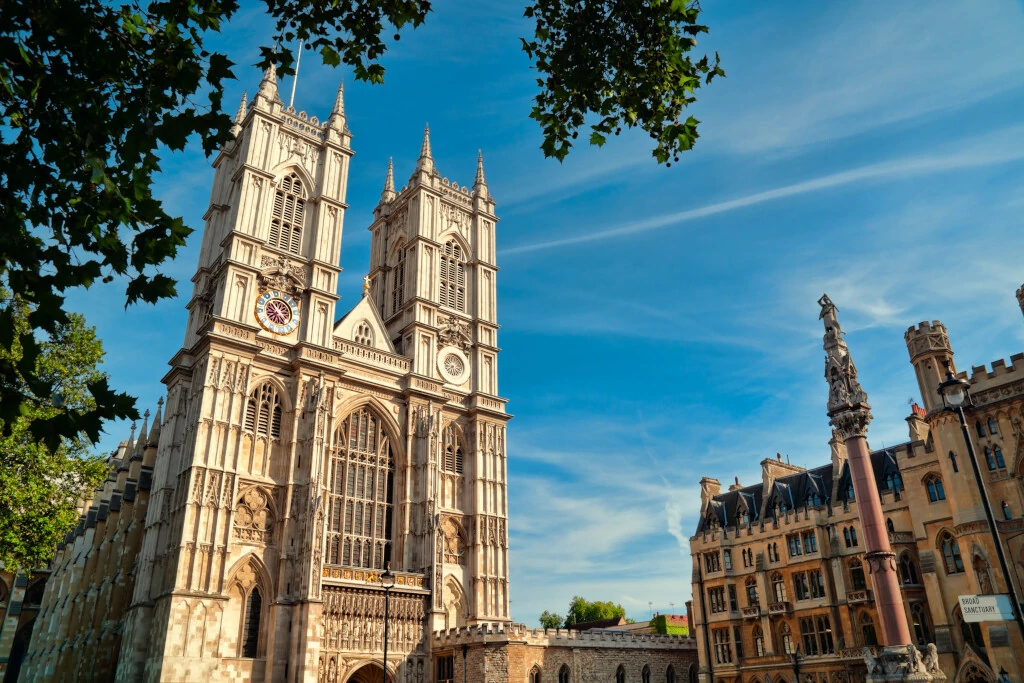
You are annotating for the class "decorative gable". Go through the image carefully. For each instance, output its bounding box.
[333,295,395,353]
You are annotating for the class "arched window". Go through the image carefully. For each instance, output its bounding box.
[975,420,986,438]
[1002,501,1012,520]
[994,446,1005,469]
[244,383,283,439]
[925,475,946,502]
[846,482,855,500]
[530,666,541,683]
[269,172,305,254]
[843,527,852,548]
[849,559,867,591]
[642,665,651,683]
[939,531,964,574]
[354,321,374,347]
[665,666,674,683]
[772,572,787,603]
[886,518,895,534]
[849,526,859,547]
[816,615,834,654]
[988,418,998,435]
[899,553,920,585]
[985,447,996,470]
[860,613,877,646]
[615,665,626,683]
[326,407,395,568]
[745,577,758,606]
[973,555,994,594]
[391,246,406,315]
[955,607,987,658]
[688,665,697,683]
[443,424,464,475]
[779,622,794,654]
[752,626,765,657]
[559,665,571,683]
[911,603,931,647]
[800,617,818,655]
[242,585,262,657]
[440,240,467,312]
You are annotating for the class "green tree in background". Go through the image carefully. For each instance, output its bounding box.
[0,0,722,454]
[539,610,564,629]
[0,293,110,570]
[563,596,627,626]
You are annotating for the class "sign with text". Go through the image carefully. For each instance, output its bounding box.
[958,594,1015,622]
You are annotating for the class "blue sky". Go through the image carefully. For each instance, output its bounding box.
[70,0,1024,626]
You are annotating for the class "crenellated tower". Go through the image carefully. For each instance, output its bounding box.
[904,321,955,413]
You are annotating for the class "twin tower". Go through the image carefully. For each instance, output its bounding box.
[20,66,511,683]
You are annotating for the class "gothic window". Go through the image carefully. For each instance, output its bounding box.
[1003,501,1012,520]
[849,559,867,591]
[885,472,903,491]
[354,321,374,347]
[269,172,305,254]
[886,518,895,534]
[712,629,733,664]
[846,482,855,500]
[642,665,651,683]
[925,475,946,502]
[973,556,994,594]
[439,240,467,312]
[809,569,825,598]
[860,613,878,647]
[850,526,858,546]
[665,666,674,683]
[752,626,765,656]
[899,553,920,585]
[437,656,455,683]
[559,665,571,683]
[779,622,794,655]
[816,615,834,654]
[244,383,283,439]
[985,447,997,470]
[391,247,406,315]
[949,450,959,473]
[800,617,818,655]
[326,407,394,568]
[994,446,1005,469]
[843,527,852,548]
[955,607,987,658]
[616,665,627,683]
[530,666,542,683]
[975,420,986,437]
[988,417,998,435]
[443,424,464,475]
[793,572,810,601]
[233,487,275,543]
[745,577,758,606]
[242,586,262,657]
[939,531,964,574]
[771,572,787,603]
[911,603,932,647]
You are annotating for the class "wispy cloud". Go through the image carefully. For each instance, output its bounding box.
[500,124,1024,256]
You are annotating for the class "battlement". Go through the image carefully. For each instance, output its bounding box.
[905,320,953,363]
[905,320,947,338]
[431,623,694,650]
[965,353,1024,405]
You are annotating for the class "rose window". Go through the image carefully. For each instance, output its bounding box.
[444,354,464,376]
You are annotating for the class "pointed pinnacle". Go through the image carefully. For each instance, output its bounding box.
[332,81,345,117]
[420,124,432,160]
[381,157,396,201]
[474,149,487,187]
[234,91,248,124]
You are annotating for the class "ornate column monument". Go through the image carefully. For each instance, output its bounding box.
[819,295,944,682]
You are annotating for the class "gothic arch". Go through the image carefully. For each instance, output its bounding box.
[443,575,469,629]
[226,552,275,597]
[226,554,272,658]
[952,646,996,683]
[438,229,470,257]
[233,485,279,544]
[331,395,406,469]
[343,659,397,683]
[269,161,316,194]
[245,374,293,412]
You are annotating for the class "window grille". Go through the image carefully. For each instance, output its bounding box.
[269,173,304,254]
[440,240,467,312]
[244,383,283,439]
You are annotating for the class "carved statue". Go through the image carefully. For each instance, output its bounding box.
[907,643,925,673]
[923,643,940,672]
[863,647,881,674]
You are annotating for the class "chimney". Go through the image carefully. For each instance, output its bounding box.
[699,477,721,513]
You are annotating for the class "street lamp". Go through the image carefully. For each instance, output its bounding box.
[937,363,1024,639]
[380,563,396,683]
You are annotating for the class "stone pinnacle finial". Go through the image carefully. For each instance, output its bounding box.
[129,420,137,445]
[820,294,872,438]
[148,398,165,446]
[332,81,345,117]
[415,124,434,174]
[257,53,279,104]
[473,149,488,194]
[133,409,150,456]
[381,157,396,202]
[230,90,248,137]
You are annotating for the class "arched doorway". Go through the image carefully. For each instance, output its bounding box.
[344,661,396,683]
[3,619,35,683]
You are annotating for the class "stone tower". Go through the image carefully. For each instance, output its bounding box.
[904,321,955,413]
[365,129,509,630]
[101,69,509,683]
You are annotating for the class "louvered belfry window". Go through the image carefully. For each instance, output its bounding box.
[244,383,282,439]
[269,173,305,254]
[326,408,394,568]
[439,240,466,312]
[391,248,406,315]
[443,424,464,475]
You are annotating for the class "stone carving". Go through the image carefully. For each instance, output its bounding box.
[320,586,426,653]
[923,643,940,672]
[233,488,275,543]
[258,254,306,297]
[820,294,872,438]
[439,202,470,239]
[440,517,466,565]
[863,647,881,675]
[438,314,472,352]
[907,644,925,673]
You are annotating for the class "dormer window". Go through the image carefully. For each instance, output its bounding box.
[269,173,305,254]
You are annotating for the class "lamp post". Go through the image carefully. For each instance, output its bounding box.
[380,563,396,683]
[936,365,1024,639]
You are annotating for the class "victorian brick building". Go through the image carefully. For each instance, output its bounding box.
[690,287,1024,683]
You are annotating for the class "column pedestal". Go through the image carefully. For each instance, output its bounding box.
[864,645,947,683]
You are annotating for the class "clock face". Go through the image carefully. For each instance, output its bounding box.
[255,290,300,334]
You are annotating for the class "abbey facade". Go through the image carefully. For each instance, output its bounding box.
[13,63,512,683]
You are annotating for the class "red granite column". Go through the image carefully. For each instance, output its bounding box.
[819,295,911,647]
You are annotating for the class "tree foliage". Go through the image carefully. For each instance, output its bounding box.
[563,595,627,626]
[0,293,110,571]
[539,610,564,629]
[0,0,721,451]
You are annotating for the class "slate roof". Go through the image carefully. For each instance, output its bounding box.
[695,446,906,534]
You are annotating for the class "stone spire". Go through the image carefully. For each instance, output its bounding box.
[381,157,396,203]
[132,409,150,458]
[257,61,279,102]
[128,420,137,449]
[328,81,346,131]
[147,397,164,448]
[820,294,871,438]
[230,91,247,137]
[416,124,434,174]
[472,150,488,197]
